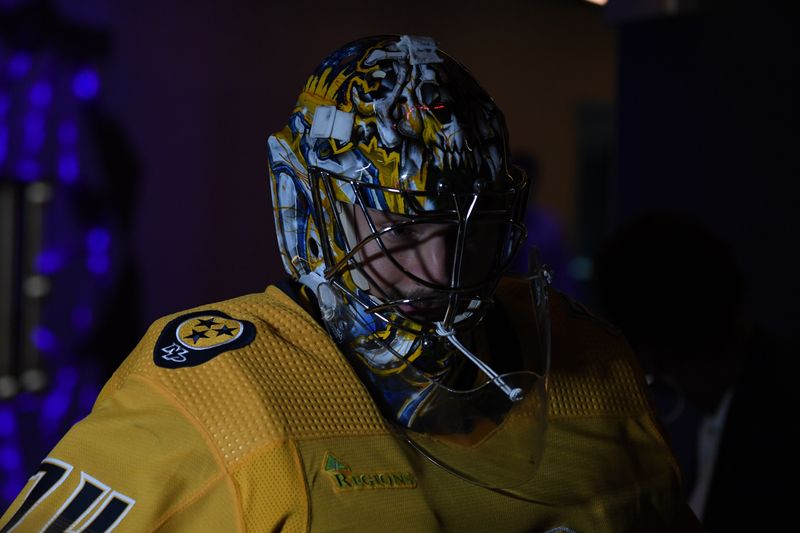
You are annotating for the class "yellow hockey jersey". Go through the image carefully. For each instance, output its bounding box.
[1,281,701,532]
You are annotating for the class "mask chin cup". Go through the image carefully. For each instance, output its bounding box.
[299,260,552,490]
[435,321,523,402]
[399,371,548,490]
[297,271,355,343]
[387,271,551,489]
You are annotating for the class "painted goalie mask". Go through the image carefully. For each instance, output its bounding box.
[268,35,550,488]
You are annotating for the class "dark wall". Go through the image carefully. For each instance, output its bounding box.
[616,3,799,337]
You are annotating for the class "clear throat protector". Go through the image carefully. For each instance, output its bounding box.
[297,167,551,489]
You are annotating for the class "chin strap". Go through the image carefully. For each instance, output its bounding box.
[297,271,339,320]
[301,267,524,403]
[434,322,523,402]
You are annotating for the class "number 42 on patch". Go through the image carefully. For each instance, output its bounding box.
[1,457,134,532]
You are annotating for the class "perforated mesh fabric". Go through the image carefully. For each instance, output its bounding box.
[103,287,389,468]
[549,357,651,418]
[545,291,652,419]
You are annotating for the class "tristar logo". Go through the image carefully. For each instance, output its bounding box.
[153,310,256,369]
[322,452,417,491]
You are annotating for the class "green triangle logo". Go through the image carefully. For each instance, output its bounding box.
[324,453,351,473]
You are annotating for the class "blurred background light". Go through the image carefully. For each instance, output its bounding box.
[71,305,94,331]
[23,111,46,152]
[57,152,79,183]
[40,367,79,430]
[0,124,7,164]
[29,81,53,108]
[86,227,111,252]
[78,384,101,413]
[0,92,9,115]
[15,158,40,181]
[57,120,78,145]
[0,408,16,437]
[30,325,57,352]
[72,67,100,100]
[0,445,22,472]
[7,51,32,79]
[86,254,110,275]
[36,249,65,274]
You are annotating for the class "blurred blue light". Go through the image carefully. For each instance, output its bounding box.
[16,158,40,181]
[0,125,7,165]
[0,408,15,437]
[71,305,94,331]
[57,153,79,184]
[86,227,111,251]
[36,250,64,274]
[87,254,110,275]
[3,478,26,508]
[78,384,100,413]
[56,366,79,390]
[24,111,45,152]
[17,392,40,413]
[8,52,32,79]
[57,120,78,145]
[31,326,57,352]
[0,92,9,116]
[41,389,71,430]
[41,367,79,429]
[72,68,100,100]
[0,445,21,471]
[29,81,52,108]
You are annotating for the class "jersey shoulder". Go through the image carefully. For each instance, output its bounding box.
[101,286,387,466]
[0,287,336,532]
[496,277,653,419]
[547,288,654,419]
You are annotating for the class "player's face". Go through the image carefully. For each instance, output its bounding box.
[355,209,498,320]
[353,207,452,316]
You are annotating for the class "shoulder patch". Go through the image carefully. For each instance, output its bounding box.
[153,310,255,369]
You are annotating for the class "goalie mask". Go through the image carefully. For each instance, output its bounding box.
[267,35,550,488]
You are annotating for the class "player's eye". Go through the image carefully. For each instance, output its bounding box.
[382,223,417,243]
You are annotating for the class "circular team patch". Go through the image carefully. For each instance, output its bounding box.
[153,310,255,369]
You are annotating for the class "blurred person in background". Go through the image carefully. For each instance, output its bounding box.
[593,212,795,530]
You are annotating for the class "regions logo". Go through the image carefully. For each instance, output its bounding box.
[154,310,255,369]
[323,452,417,491]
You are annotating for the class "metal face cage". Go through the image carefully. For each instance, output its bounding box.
[308,166,528,335]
